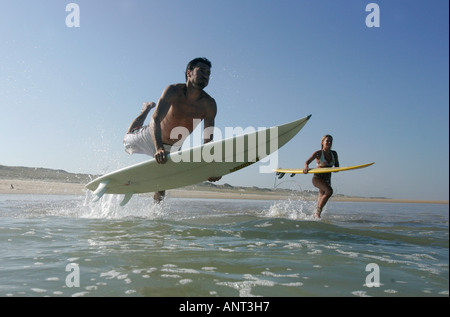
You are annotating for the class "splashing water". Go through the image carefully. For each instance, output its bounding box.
[265,199,318,221]
[80,192,169,220]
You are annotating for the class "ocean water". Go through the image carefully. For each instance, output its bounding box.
[0,193,448,298]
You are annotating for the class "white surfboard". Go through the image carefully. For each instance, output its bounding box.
[86,115,311,205]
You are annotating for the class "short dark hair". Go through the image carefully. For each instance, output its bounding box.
[185,57,212,81]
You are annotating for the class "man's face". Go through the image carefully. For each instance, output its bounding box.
[188,62,211,89]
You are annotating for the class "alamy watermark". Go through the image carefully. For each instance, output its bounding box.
[65,3,380,29]
[168,120,279,174]
[366,3,380,28]
[65,263,80,288]
[365,263,380,287]
[65,3,80,28]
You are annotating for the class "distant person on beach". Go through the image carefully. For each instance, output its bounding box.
[303,135,339,218]
[123,57,221,202]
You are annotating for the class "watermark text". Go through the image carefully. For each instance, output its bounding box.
[366,3,380,28]
[65,3,80,28]
[65,263,80,287]
[365,263,380,287]
[168,122,279,173]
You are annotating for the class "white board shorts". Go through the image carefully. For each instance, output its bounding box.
[123,126,180,156]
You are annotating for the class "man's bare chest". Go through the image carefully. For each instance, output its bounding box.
[169,101,207,119]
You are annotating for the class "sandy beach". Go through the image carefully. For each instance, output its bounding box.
[1,178,447,204]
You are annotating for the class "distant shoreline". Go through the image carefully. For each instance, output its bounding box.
[1,178,448,205]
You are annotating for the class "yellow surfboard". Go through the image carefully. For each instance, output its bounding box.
[274,162,374,176]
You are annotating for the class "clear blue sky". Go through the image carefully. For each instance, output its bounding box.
[1,0,448,201]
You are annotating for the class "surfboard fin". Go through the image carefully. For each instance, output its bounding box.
[92,180,110,202]
[120,192,134,207]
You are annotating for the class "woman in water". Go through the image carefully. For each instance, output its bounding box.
[303,135,339,218]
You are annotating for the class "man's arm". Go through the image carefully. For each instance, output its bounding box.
[150,86,174,164]
[203,99,221,182]
[203,99,217,144]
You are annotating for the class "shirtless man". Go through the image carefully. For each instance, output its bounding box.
[123,57,221,202]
